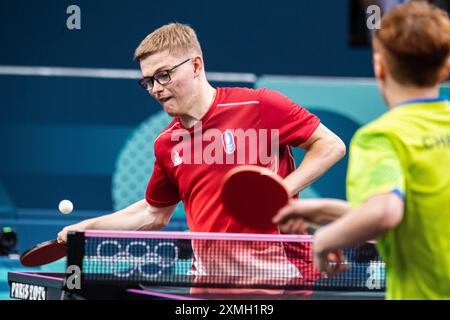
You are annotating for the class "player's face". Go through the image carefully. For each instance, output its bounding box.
[139,51,196,116]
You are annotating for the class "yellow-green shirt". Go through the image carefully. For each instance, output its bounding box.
[347,97,450,300]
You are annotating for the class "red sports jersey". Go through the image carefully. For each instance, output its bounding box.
[145,87,320,233]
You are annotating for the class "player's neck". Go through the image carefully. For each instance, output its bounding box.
[178,83,216,128]
[384,80,440,109]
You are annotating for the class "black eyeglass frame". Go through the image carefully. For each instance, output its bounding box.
[138,58,191,91]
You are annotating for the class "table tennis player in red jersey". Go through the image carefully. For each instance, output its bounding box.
[57,23,346,289]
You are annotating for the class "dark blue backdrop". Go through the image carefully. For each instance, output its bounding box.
[0,0,373,76]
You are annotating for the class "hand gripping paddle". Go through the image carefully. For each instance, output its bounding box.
[20,240,67,267]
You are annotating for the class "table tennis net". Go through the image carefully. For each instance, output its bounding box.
[70,231,386,291]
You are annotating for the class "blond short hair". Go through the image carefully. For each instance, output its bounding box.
[134,23,203,61]
[374,1,450,87]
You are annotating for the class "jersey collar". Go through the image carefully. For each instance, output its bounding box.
[396,95,449,107]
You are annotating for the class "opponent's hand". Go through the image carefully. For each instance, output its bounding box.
[313,248,349,276]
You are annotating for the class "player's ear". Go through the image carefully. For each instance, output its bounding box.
[192,55,203,78]
[373,52,386,81]
[438,57,450,83]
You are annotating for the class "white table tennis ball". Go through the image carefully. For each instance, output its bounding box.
[58,200,73,214]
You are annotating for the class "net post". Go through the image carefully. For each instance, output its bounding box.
[63,231,85,298]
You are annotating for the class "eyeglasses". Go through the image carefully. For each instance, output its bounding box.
[138,58,191,91]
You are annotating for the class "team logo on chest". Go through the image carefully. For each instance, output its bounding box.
[222,130,236,154]
[172,150,183,167]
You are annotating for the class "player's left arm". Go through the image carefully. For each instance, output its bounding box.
[283,124,346,196]
[313,192,404,274]
[306,133,405,274]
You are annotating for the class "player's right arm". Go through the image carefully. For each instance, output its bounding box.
[273,198,350,224]
[56,199,177,243]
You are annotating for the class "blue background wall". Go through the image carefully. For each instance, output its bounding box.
[0,0,373,76]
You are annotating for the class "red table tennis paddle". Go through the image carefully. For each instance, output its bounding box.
[222,165,290,229]
[20,240,67,267]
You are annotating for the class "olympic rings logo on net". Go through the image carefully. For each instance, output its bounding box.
[92,240,179,279]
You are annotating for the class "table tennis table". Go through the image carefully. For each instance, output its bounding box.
[8,272,385,300]
[8,230,386,300]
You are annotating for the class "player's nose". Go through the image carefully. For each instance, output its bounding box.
[151,81,164,95]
